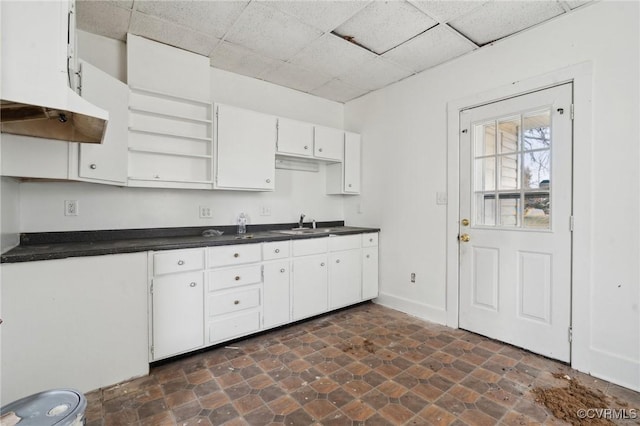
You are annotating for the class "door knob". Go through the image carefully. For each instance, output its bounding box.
[459,234,471,242]
[461,218,470,226]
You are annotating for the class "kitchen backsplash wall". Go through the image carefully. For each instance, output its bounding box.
[14,31,346,233]
[1,177,20,251]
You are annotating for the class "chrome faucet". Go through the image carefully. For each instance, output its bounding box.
[298,213,305,229]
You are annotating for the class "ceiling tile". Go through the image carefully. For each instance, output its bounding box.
[337,57,414,92]
[289,33,376,78]
[261,62,333,93]
[311,79,370,103]
[133,0,248,39]
[261,0,369,32]
[76,1,132,41]
[224,2,323,61]
[129,11,220,57]
[333,1,437,54]
[210,41,284,80]
[563,0,594,10]
[408,1,487,23]
[383,24,476,73]
[449,1,566,46]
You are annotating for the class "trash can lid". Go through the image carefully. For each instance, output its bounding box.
[0,389,86,426]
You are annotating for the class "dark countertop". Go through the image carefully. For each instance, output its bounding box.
[1,222,380,263]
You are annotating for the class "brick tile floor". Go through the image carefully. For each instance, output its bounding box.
[85,303,640,425]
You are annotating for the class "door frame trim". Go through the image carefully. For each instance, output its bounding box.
[445,62,593,368]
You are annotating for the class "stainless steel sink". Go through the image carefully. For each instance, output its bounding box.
[274,228,336,235]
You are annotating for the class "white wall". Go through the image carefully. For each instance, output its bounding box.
[345,1,639,390]
[16,31,345,232]
[1,178,20,252]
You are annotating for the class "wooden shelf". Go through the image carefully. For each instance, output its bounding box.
[128,127,212,143]
[128,148,211,159]
[129,85,211,105]
[129,107,212,124]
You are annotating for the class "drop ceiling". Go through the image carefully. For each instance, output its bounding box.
[77,0,593,103]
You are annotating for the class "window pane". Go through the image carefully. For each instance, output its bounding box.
[499,194,520,227]
[498,116,519,154]
[523,149,550,189]
[524,193,550,229]
[474,122,496,157]
[523,110,551,151]
[475,158,496,191]
[476,193,496,226]
[499,155,519,190]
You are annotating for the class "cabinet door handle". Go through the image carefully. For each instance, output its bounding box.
[177,260,185,265]
[318,148,323,152]
[304,145,308,150]
[89,163,97,170]
[233,253,240,258]
[348,184,352,188]
[320,262,325,267]
[275,248,280,253]
[280,268,285,273]
[266,179,271,183]
[369,238,373,242]
[366,254,370,259]
[235,276,240,281]
[234,300,240,305]
[189,282,197,287]
[336,259,340,264]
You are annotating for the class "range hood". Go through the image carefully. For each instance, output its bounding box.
[0,0,108,144]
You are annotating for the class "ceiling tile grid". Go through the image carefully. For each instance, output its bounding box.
[76,0,595,103]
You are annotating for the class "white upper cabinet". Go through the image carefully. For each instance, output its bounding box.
[215,104,276,191]
[326,131,361,195]
[126,34,214,189]
[313,126,344,161]
[77,60,129,185]
[127,34,210,100]
[277,118,314,157]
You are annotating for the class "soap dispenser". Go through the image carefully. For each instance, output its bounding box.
[237,212,247,234]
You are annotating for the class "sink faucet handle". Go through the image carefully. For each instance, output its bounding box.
[299,213,305,228]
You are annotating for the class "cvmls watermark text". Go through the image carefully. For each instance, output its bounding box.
[577,408,637,420]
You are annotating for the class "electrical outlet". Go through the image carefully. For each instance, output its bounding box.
[64,200,79,216]
[199,206,212,218]
[260,206,271,216]
[410,272,416,283]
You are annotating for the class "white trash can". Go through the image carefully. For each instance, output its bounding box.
[0,389,86,425]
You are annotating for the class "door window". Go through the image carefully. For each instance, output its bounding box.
[472,108,552,229]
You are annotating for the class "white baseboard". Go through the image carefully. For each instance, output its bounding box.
[374,292,448,325]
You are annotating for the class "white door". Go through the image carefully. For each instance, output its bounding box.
[459,83,573,362]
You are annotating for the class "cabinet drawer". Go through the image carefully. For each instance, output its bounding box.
[208,265,262,291]
[263,241,290,260]
[328,235,361,252]
[208,244,261,267]
[209,287,260,316]
[153,249,204,275]
[209,310,260,344]
[292,238,328,256]
[362,233,379,247]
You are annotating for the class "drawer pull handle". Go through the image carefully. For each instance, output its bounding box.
[233,253,240,258]
[235,276,240,281]
[266,178,271,183]
[89,163,97,170]
[336,259,341,264]
[348,184,352,187]
[234,300,240,305]
[320,262,325,267]
[189,282,197,287]
[275,248,280,253]
[318,148,323,152]
[304,145,308,150]
[280,268,285,273]
[369,238,373,242]
[177,260,185,265]
[366,254,370,259]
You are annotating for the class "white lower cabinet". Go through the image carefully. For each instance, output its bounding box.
[292,254,328,320]
[149,233,378,360]
[263,260,291,328]
[329,249,362,309]
[152,271,204,360]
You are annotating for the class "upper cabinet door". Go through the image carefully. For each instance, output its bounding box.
[78,61,129,185]
[127,34,210,100]
[344,132,361,193]
[314,126,344,161]
[277,118,313,157]
[215,104,276,191]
